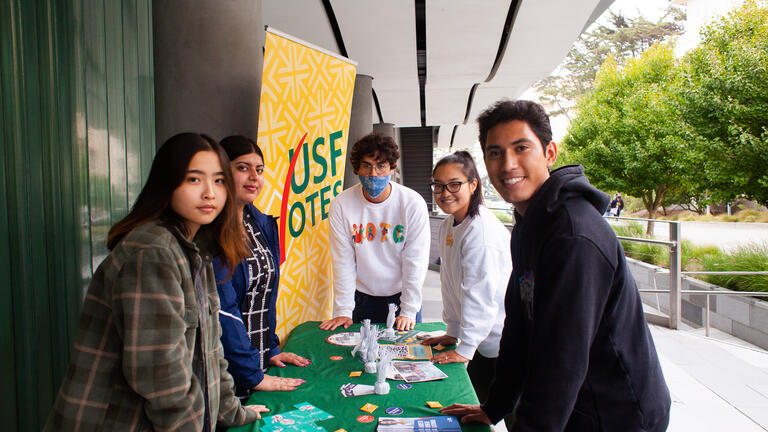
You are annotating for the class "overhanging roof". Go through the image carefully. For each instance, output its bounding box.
[263,0,612,148]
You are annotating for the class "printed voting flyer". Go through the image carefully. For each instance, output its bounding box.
[391,361,448,383]
[377,416,461,432]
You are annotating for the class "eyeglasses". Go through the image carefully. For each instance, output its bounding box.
[430,181,468,194]
[358,161,391,176]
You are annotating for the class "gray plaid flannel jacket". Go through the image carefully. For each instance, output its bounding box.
[45,221,258,431]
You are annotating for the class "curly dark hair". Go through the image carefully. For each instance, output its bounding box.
[350,132,399,172]
[477,99,552,153]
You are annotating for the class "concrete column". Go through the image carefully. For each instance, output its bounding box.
[153,0,263,143]
[373,122,395,137]
[343,74,373,189]
[373,122,402,183]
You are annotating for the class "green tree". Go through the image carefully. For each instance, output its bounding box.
[563,44,699,233]
[678,0,768,206]
[537,7,685,118]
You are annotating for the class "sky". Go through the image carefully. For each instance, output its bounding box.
[447,0,747,206]
[537,0,746,140]
[535,0,678,140]
[608,0,673,21]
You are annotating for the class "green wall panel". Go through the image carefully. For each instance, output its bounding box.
[0,4,20,428]
[0,0,155,429]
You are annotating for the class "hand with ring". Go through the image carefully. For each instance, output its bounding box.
[431,349,470,364]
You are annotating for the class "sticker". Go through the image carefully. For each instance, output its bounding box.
[357,415,374,423]
[396,383,412,390]
[446,234,453,246]
[349,371,362,377]
[426,401,443,408]
[360,403,378,413]
[330,356,343,361]
[434,344,445,351]
[385,407,404,415]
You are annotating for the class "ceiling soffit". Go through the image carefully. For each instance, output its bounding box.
[261,0,612,143]
[425,0,510,126]
[467,0,602,130]
[330,0,421,127]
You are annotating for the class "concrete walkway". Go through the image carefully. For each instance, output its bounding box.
[672,221,768,252]
[651,322,768,431]
[420,269,768,431]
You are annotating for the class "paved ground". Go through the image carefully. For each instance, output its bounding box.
[616,219,768,252]
[651,322,768,431]
[675,221,768,252]
[420,269,768,431]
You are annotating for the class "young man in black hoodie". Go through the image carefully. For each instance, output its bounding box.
[441,100,670,431]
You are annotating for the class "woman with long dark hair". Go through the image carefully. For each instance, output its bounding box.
[422,151,512,426]
[213,135,308,400]
[45,133,267,431]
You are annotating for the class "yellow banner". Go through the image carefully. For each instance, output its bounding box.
[256,28,357,340]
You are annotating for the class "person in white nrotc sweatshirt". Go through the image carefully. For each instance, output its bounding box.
[319,132,430,332]
[421,151,512,427]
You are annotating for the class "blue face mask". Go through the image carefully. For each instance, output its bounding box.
[358,174,391,198]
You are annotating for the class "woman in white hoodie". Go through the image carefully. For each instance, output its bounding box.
[422,151,511,411]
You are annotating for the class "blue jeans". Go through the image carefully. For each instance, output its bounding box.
[352,290,422,324]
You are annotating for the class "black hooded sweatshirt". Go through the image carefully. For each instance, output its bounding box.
[482,165,670,431]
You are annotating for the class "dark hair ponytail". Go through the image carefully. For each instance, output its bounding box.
[433,151,483,219]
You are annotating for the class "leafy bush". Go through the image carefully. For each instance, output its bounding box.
[610,221,768,294]
[491,209,514,224]
[702,243,768,293]
[682,243,724,271]
[613,222,667,266]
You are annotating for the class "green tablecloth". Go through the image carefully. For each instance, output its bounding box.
[229,321,490,432]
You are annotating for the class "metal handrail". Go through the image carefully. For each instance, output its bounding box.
[638,288,768,337]
[616,218,765,336]
[638,289,768,296]
[616,236,675,246]
[677,290,768,296]
[681,271,768,275]
[642,270,768,275]
[440,212,766,339]
[605,215,676,223]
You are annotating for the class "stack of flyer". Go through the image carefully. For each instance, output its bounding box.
[376,416,462,432]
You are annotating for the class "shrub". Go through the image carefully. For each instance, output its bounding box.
[613,222,667,266]
[611,223,768,295]
[702,243,768,293]
[682,242,724,271]
[491,209,514,224]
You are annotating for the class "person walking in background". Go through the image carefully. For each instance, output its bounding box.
[609,193,625,217]
[441,100,670,431]
[45,133,267,431]
[609,194,618,216]
[422,151,513,429]
[320,132,430,331]
[213,136,309,401]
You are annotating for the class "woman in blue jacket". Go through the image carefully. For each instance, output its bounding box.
[213,135,309,399]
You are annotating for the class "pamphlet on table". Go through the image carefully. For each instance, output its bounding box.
[377,416,462,432]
